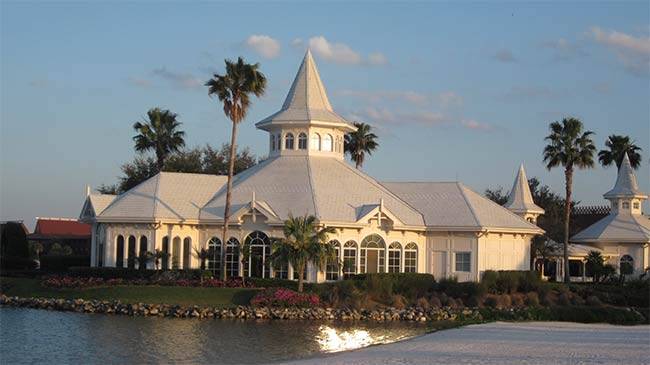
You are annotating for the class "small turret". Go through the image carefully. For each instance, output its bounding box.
[505,164,544,223]
[604,153,647,215]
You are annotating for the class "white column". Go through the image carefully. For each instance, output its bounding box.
[90,224,97,267]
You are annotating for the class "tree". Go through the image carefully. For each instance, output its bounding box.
[543,117,596,283]
[151,249,169,270]
[484,187,508,205]
[118,156,158,192]
[96,184,119,195]
[344,122,379,169]
[136,251,154,271]
[205,57,267,280]
[598,135,642,169]
[133,108,186,170]
[269,214,336,292]
[193,247,210,271]
[585,250,606,283]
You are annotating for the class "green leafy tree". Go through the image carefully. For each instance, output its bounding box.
[269,214,337,292]
[133,108,186,170]
[96,184,119,195]
[118,156,159,192]
[205,57,267,280]
[193,247,210,271]
[543,117,596,283]
[344,122,379,169]
[585,250,606,283]
[598,134,642,169]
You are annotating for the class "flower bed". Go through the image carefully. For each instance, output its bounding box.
[42,275,254,289]
[250,287,320,307]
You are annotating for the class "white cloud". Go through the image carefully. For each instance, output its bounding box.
[293,36,387,66]
[368,52,388,66]
[541,38,587,60]
[245,34,281,59]
[308,36,362,65]
[461,119,494,131]
[336,89,462,107]
[494,49,516,63]
[152,67,202,90]
[588,26,650,75]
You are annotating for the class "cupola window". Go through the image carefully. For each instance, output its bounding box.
[633,202,640,209]
[270,135,276,150]
[298,133,307,150]
[322,134,333,152]
[310,133,321,151]
[622,201,630,209]
[285,133,294,150]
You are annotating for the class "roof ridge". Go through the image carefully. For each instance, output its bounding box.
[306,156,320,219]
[152,172,162,218]
[460,182,541,230]
[456,182,482,227]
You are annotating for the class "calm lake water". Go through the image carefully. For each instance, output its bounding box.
[0,307,430,364]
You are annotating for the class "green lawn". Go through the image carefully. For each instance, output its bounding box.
[0,277,259,307]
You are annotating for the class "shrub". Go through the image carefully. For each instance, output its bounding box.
[511,293,525,307]
[437,277,486,301]
[39,255,90,271]
[484,294,499,308]
[248,277,300,291]
[349,273,435,301]
[525,292,540,306]
[364,274,394,302]
[495,272,518,294]
[392,294,407,309]
[500,294,512,308]
[250,288,319,307]
[586,295,603,307]
[415,296,430,310]
[0,256,37,271]
[480,270,499,293]
[558,292,571,306]
[429,295,442,308]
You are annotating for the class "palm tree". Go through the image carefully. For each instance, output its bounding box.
[344,122,379,169]
[152,249,169,270]
[193,247,210,271]
[205,57,267,280]
[543,117,596,283]
[270,214,337,292]
[598,135,642,169]
[133,108,186,170]
[135,251,154,271]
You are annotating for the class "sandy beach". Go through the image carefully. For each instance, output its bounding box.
[283,321,650,365]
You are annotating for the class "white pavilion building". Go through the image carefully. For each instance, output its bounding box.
[80,51,544,282]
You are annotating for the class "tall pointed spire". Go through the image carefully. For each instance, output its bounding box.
[505,164,544,219]
[604,152,647,198]
[256,50,355,132]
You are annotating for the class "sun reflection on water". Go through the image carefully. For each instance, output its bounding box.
[316,325,387,353]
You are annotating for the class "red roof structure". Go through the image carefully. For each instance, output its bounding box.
[29,218,91,239]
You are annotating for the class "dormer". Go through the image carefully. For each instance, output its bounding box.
[603,153,647,215]
[256,50,356,160]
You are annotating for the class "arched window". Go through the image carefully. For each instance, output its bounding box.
[326,240,341,280]
[207,237,222,276]
[138,236,148,270]
[343,240,358,278]
[310,133,321,151]
[270,134,276,151]
[244,231,271,278]
[388,242,402,273]
[322,134,333,152]
[161,236,170,270]
[404,242,418,273]
[115,235,125,268]
[172,237,181,269]
[361,234,386,273]
[183,237,192,269]
[226,237,240,278]
[127,235,136,269]
[298,133,308,150]
[285,133,294,150]
[620,255,634,275]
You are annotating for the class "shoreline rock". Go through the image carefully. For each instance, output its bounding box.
[0,294,481,322]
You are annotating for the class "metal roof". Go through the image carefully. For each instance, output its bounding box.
[504,164,544,215]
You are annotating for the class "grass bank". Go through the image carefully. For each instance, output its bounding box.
[0,277,258,307]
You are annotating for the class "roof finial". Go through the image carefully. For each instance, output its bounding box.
[85,185,91,197]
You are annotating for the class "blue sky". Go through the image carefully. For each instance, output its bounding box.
[1,2,649,229]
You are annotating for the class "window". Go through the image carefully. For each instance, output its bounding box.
[633,202,640,209]
[183,237,192,269]
[388,242,401,273]
[292,267,307,281]
[138,236,148,269]
[622,201,630,209]
[115,235,124,268]
[207,237,222,277]
[455,252,471,272]
[161,237,169,269]
[322,134,333,152]
[244,231,271,278]
[226,237,240,277]
[270,134,276,151]
[127,236,136,269]
[404,242,418,273]
[310,133,321,151]
[285,133,294,150]
[620,255,634,275]
[275,263,289,279]
[360,234,386,273]
[298,133,308,150]
[326,240,340,280]
[343,240,357,278]
[172,237,181,269]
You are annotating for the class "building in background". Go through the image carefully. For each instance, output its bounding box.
[28,217,91,256]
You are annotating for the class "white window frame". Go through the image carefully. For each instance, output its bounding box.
[455,252,471,272]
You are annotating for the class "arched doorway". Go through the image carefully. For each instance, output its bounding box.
[361,234,385,273]
[127,235,136,269]
[161,237,170,269]
[244,231,270,278]
[183,237,192,269]
[172,237,181,269]
[139,236,148,269]
[115,235,125,268]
